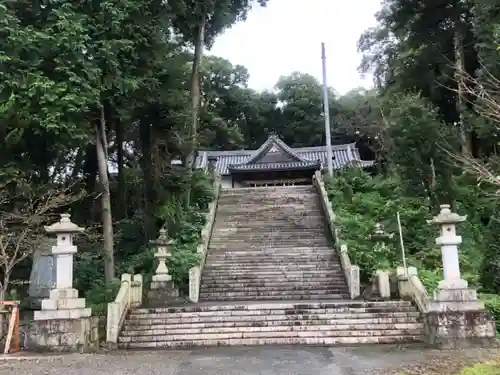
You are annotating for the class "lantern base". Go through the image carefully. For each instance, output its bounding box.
[34,288,91,321]
[430,282,483,312]
[148,280,184,307]
[425,283,496,349]
[424,309,496,349]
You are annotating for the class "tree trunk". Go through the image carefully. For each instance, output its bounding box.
[0,273,9,339]
[115,117,126,219]
[453,21,472,155]
[139,121,156,240]
[96,105,115,282]
[184,17,206,207]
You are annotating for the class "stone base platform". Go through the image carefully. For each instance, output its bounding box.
[25,316,99,352]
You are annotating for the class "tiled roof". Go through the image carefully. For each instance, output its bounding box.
[196,143,374,175]
[229,160,321,173]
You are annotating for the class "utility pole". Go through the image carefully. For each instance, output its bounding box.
[321,42,334,177]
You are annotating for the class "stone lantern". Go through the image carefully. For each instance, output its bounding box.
[151,228,173,283]
[425,204,495,349]
[34,213,91,321]
[427,204,467,290]
[148,229,180,305]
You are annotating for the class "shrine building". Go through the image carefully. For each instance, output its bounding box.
[195,135,374,189]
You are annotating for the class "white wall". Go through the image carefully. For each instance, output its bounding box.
[220,176,245,189]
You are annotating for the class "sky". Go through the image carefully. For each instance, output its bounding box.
[210,0,382,95]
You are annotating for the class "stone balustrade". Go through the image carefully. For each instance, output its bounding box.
[313,171,360,299]
[397,266,431,313]
[189,172,221,303]
[106,273,143,345]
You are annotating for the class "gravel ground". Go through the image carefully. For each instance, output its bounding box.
[0,345,499,375]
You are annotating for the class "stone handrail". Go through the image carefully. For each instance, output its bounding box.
[106,273,143,344]
[189,172,221,303]
[396,266,430,313]
[313,171,360,299]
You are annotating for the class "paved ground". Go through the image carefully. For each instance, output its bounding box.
[0,345,498,375]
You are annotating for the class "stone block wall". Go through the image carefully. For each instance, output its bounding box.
[25,317,99,352]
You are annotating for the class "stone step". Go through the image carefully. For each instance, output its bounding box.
[206,257,336,265]
[120,326,424,342]
[219,187,317,194]
[202,273,345,280]
[210,233,328,240]
[127,309,419,323]
[203,264,342,271]
[212,228,327,234]
[201,275,346,282]
[206,248,335,256]
[131,300,415,314]
[215,213,323,218]
[212,225,327,232]
[207,252,335,257]
[121,322,424,337]
[216,201,321,205]
[198,293,350,301]
[201,276,347,284]
[202,274,345,281]
[118,334,424,349]
[214,219,325,224]
[204,266,340,272]
[215,208,323,213]
[201,278,346,286]
[207,249,335,256]
[200,285,348,293]
[118,328,423,344]
[200,284,348,292]
[220,188,317,194]
[209,239,329,245]
[208,241,331,247]
[217,197,319,203]
[219,193,319,198]
[199,288,346,296]
[123,313,421,327]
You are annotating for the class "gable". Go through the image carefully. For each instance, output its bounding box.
[255,142,302,164]
[244,135,309,165]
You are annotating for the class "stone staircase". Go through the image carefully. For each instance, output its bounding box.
[117,185,424,348]
[118,300,424,348]
[200,186,349,301]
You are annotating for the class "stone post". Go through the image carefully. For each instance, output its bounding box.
[29,214,98,352]
[34,214,90,320]
[148,229,181,306]
[370,223,392,299]
[425,204,495,349]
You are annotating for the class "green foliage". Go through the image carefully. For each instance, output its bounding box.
[480,294,500,333]
[326,168,485,290]
[85,279,121,317]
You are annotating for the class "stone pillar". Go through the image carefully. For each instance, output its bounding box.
[34,214,90,320]
[147,229,182,306]
[28,214,98,352]
[425,204,495,349]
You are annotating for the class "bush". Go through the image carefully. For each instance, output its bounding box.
[480,293,500,333]
[325,168,486,290]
